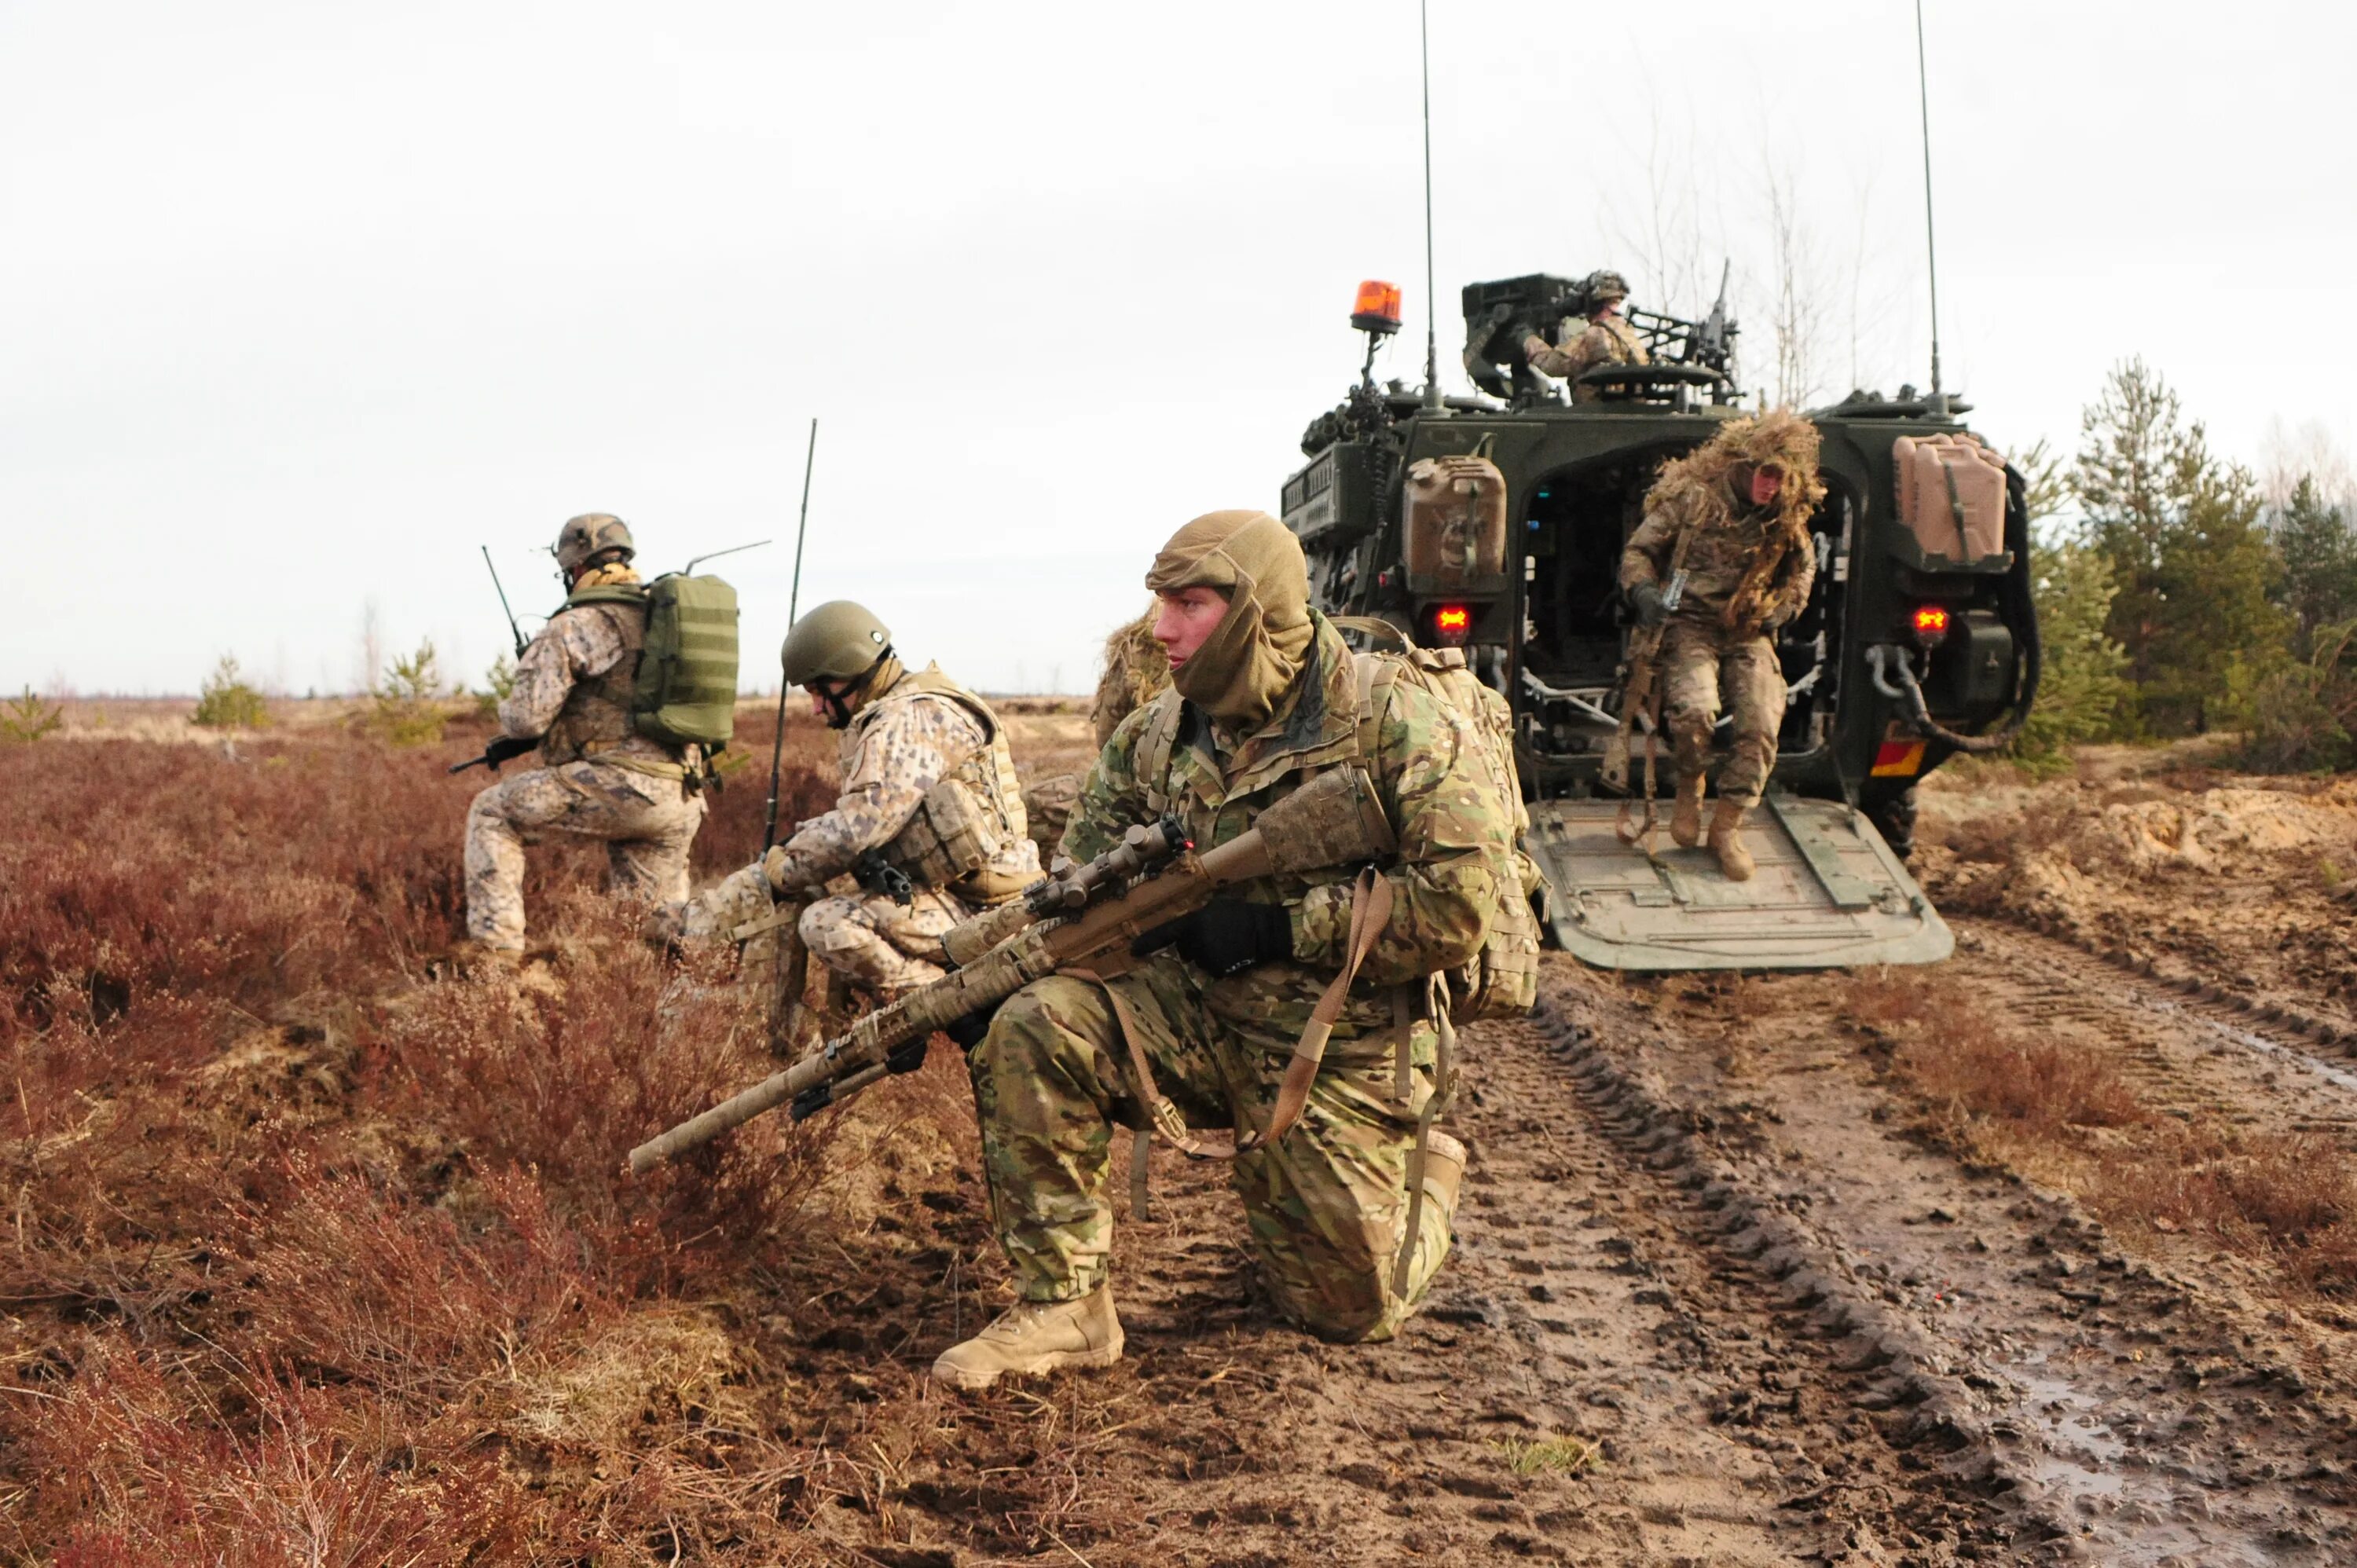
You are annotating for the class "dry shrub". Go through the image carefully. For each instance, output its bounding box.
[1847,971,2143,1136]
[28,1350,531,1566]
[2100,1129,2357,1296]
[361,910,834,1294]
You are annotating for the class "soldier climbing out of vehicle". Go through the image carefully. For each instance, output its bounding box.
[931,508,1531,1391]
[660,600,1040,1030]
[1618,411,1825,881]
[1523,269,1650,401]
[459,514,713,962]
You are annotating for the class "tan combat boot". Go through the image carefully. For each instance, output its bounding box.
[1707,799,1754,881]
[930,1287,1124,1391]
[1670,774,1707,848]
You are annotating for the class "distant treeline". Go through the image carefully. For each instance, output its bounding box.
[2016,360,2357,772]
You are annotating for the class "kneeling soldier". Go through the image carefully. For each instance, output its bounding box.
[464,514,706,955]
[762,601,1039,1002]
[933,510,1512,1390]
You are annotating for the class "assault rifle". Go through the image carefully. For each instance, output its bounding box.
[626,765,1396,1174]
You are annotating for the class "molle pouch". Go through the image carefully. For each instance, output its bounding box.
[881,777,1007,892]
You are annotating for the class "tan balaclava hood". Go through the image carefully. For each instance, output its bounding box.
[1143,510,1314,731]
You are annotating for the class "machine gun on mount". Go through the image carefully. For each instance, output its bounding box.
[626,766,1397,1174]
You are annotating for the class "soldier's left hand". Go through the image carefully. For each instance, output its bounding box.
[1522,332,1551,357]
[1134,899,1294,977]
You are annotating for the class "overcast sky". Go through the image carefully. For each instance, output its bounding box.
[6,2,2352,698]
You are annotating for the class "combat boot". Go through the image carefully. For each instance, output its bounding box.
[1707,799,1754,881]
[1670,774,1706,848]
[930,1287,1124,1391]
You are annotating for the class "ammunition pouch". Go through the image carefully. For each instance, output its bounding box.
[876,778,1029,906]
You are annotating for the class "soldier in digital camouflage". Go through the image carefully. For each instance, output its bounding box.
[1619,410,1826,879]
[680,601,1039,1004]
[1523,269,1649,401]
[932,509,1513,1391]
[461,514,706,957]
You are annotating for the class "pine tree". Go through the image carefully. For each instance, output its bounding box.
[2271,474,2357,661]
[2073,360,2287,734]
[2008,441,2129,768]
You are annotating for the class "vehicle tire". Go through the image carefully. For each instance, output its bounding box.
[1863,784,1918,861]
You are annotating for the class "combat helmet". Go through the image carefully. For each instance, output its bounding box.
[781,599,894,725]
[555,513,636,577]
[1582,269,1631,308]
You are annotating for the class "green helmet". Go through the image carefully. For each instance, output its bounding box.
[780,599,893,686]
[555,512,635,577]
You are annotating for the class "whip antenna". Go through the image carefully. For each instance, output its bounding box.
[786,417,819,625]
[1914,0,1944,404]
[766,416,821,854]
[1419,0,1441,411]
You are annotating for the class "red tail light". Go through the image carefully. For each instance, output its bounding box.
[1432,604,1472,644]
[1911,604,1950,647]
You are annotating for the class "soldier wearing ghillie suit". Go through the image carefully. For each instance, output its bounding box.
[1022,606,1173,858]
[1619,410,1825,880]
[932,509,1514,1390]
[463,514,706,955]
[1523,269,1649,402]
[747,601,1039,1000]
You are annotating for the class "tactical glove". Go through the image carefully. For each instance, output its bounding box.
[1628,581,1670,628]
[1134,899,1293,977]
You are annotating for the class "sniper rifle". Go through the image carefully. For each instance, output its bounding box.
[626,764,1396,1174]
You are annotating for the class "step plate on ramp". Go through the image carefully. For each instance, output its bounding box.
[1526,795,1952,971]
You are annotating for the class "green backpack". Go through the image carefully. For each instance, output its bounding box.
[570,574,741,749]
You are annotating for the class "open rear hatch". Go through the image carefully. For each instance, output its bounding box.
[1526,794,1951,970]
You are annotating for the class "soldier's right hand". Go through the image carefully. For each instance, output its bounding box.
[1628,581,1670,628]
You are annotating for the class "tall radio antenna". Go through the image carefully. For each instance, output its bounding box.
[1914,0,1944,405]
[1419,0,1442,411]
[786,416,819,625]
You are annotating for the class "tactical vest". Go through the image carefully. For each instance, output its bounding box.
[539,594,684,777]
[850,666,1035,906]
[1130,638,1539,1024]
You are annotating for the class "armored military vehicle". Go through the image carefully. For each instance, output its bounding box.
[1280,274,2040,970]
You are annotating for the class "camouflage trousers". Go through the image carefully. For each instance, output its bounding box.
[970,951,1452,1343]
[1660,620,1787,808]
[799,887,967,995]
[464,760,705,950]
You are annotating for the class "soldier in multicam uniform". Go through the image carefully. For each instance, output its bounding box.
[931,509,1512,1391]
[1619,410,1826,881]
[463,514,706,955]
[748,600,1039,1001]
[1523,269,1649,401]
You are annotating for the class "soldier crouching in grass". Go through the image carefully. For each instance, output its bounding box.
[458,515,706,962]
[931,509,1514,1390]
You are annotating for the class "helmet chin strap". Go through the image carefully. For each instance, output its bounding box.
[816,647,893,729]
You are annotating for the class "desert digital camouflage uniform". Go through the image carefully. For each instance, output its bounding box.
[464,571,705,950]
[1618,416,1823,808]
[972,612,1509,1341]
[1528,312,1649,402]
[764,664,1039,997]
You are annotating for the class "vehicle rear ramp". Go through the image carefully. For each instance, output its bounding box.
[1525,793,1952,971]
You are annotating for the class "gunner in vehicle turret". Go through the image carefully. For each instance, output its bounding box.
[1619,412,1824,881]
[1523,270,1650,401]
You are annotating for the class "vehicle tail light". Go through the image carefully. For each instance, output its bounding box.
[1351,280,1402,336]
[1911,604,1950,647]
[1432,604,1472,645]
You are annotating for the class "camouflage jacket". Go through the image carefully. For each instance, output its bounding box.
[1619,476,1816,636]
[767,665,1038,896]
[1530,313,1648,401]
[1066,614,1507,1031]
[501,603,684,775]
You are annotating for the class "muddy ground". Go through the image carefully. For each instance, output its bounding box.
[757,739,2357,1566]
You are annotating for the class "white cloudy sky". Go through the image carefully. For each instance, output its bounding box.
[5,1,2351,697]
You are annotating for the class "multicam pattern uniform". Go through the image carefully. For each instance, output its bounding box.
[970,614,1512,1342]
[1528,313,1649,402]
[1618,480,1816,808]
[464,599,704,949]
[765,665,1039,996]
